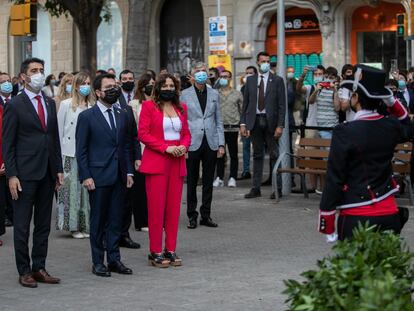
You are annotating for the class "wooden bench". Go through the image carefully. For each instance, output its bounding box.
[272,138,331,200]
[272,139,413,205]
[393,142,413,205]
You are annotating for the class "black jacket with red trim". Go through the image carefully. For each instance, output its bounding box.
[320,114,414,212]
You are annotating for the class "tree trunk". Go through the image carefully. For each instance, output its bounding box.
[58,0,104,78]
[126,0,152,77]
[78,23,99,75]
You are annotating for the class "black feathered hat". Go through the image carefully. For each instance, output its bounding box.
[340,64,393,99]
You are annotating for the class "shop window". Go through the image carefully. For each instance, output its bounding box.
[357,31,406,72]
[266,7,322,84]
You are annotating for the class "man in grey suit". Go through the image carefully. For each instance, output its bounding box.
[181,62,225,229]
[240,51,286,199]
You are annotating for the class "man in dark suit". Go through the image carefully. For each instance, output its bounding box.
[3,58,64,288]
[0,72,14,227]
[76,73,134,277]
[117,69,141,249]
[240,51,286,199]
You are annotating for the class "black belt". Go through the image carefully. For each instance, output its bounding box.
[256,114,266,117]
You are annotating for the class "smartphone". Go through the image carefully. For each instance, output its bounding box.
[319,82,331,88]
[390,59,398,77]
[305,65,317,72]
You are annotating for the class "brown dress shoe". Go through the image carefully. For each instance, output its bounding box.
[32,269,60,284]
[19,273,38,288]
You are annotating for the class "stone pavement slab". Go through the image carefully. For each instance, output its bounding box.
[0,180,413,311]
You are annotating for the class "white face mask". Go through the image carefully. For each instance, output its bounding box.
[28,73,46,92]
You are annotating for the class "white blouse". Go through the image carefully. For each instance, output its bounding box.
[163,117,182,141]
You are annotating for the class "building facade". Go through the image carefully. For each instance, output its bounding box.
[0,0,412,81]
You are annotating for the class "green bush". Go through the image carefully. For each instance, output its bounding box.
[283,225,414,311]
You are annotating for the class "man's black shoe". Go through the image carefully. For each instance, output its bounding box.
[245,188,261,199]
[4,218,12,227]
[108,261,133,275]
[92,264,111,277]
[187,217,197,229]
[200,218,218,228]
[119,237,141,249]
[261,179,271,186]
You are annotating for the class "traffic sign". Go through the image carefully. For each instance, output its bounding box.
[209,16,227,55]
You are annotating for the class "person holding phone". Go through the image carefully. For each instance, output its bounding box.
[308,66,340,139]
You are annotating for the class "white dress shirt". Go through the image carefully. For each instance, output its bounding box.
[1,95,11,104]
[403,89,410,106]
[97,101,117,129]
[24,88,48,125]
[256,71,270,114]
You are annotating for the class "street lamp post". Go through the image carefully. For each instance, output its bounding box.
[276,0,291,195]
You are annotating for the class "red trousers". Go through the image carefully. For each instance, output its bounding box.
[145,152,184,253]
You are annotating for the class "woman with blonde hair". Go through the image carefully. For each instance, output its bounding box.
[54,73,73,111]
[56,72,94,239]
[128,73,155,232]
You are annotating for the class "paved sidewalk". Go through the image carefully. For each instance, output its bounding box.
[1,179,413,311]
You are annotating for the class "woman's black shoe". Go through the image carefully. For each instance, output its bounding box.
[148,253,170,268]
[163,251,182,266]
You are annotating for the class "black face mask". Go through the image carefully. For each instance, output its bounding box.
[344,75,353,80]
[102,87,120,105]
[159,90,176,102]
[122,81,135,92]
[144,85,153,96]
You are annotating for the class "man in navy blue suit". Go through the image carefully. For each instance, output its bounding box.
[76,73,134,277]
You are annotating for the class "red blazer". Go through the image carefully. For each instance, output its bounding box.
[138,100,191,176]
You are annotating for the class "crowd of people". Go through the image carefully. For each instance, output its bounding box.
[0,51,412,287]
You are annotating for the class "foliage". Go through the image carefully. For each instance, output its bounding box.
[283,225,414,311]
[12,0,112,23]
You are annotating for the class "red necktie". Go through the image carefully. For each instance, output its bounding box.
[35,95,46,131]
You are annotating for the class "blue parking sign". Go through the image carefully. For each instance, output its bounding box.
[209,22,218,32]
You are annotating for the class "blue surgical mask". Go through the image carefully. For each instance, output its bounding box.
[260,63,270,73]
[0,81,13,94]
[219,78,228,87]
[79,85,91,97]
[314,76,323,84]
[398,80,406,90]
[287,72,295,79]
[66,84,72,94]
[194,71,208,84]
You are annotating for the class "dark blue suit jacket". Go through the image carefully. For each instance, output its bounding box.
[118,95,141,161]
[75,103,133,187]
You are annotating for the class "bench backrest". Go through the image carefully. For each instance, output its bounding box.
[296,138,330,170]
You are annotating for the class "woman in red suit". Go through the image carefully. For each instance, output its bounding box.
[138,74,191,268]
[0,105,5,246]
